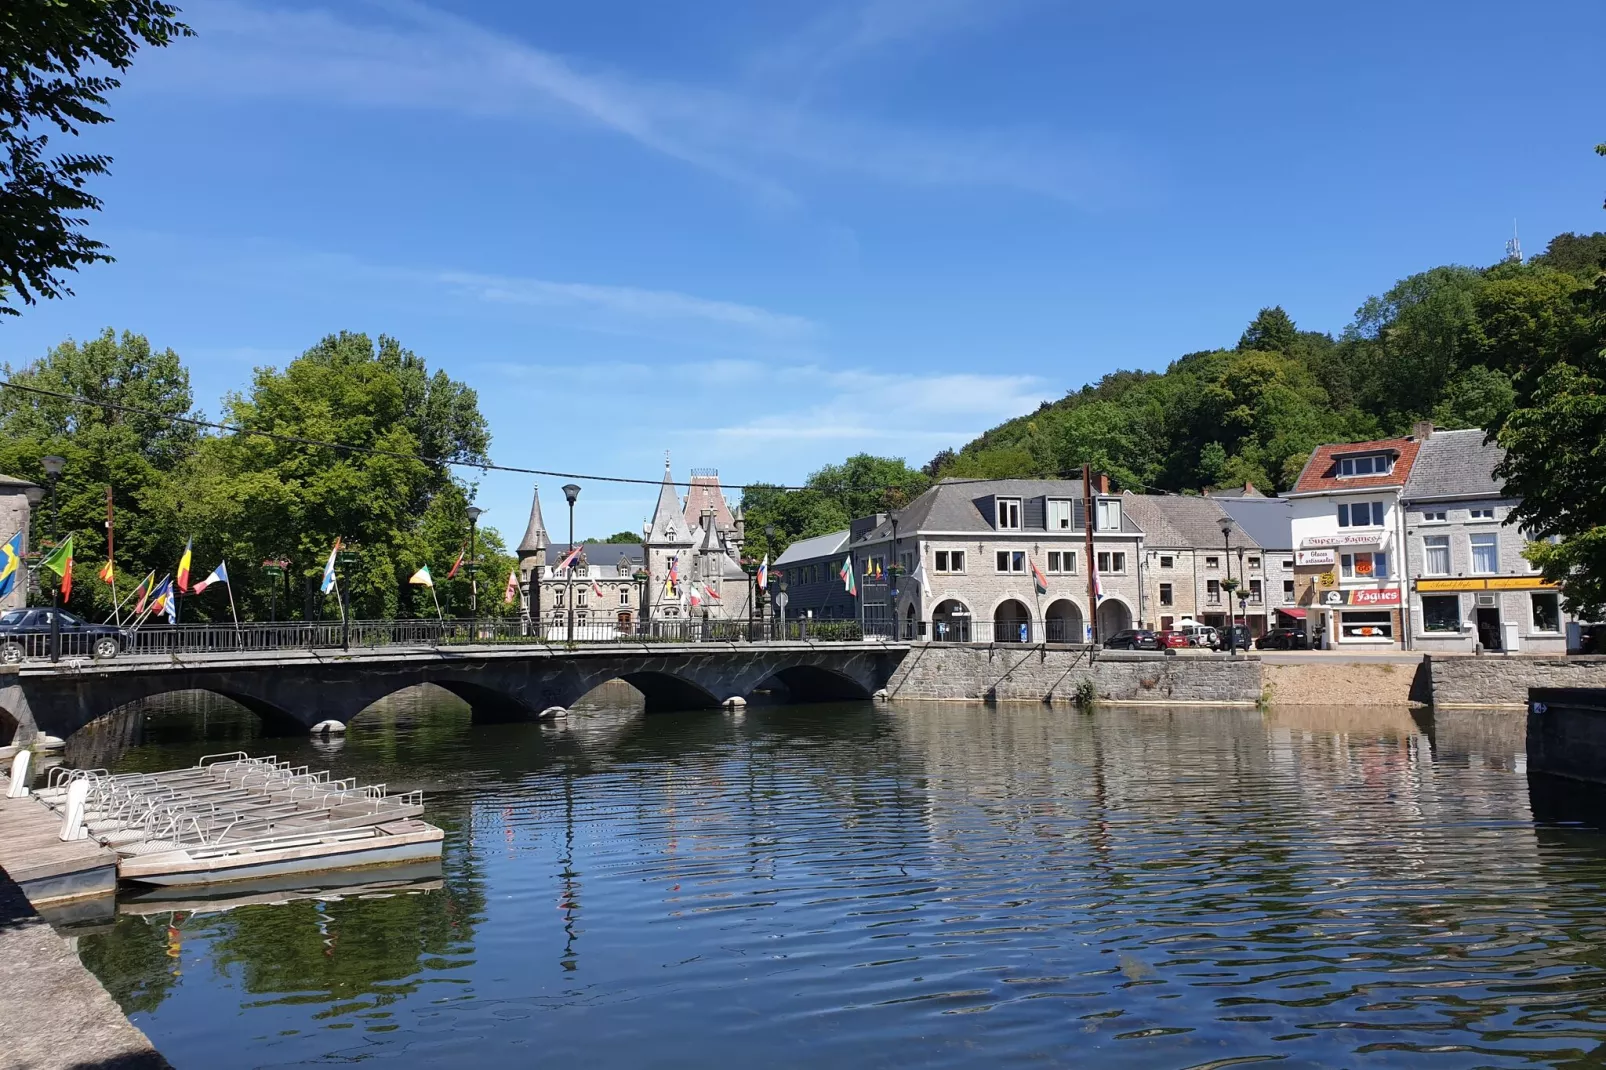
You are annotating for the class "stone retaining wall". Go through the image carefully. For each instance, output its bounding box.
[1527,687,1606,785]
[883,645,1262,705]
[1430,656,1606,709]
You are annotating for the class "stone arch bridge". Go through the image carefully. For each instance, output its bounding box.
[0,641,910,744]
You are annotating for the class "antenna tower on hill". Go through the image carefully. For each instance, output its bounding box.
[1505,219,1522,263]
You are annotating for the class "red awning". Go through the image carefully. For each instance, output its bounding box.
[1277,608,1307,620]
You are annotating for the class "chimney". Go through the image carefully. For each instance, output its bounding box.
[1093,472,1110,494]
[1412,420,1434,441]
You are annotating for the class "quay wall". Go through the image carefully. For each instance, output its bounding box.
[884,646,1262,705]
[1430,656,1606,709]
[1527,687,1606,785]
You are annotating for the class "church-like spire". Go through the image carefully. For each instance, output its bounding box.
[517,482,548,558]
[647,454,692,546]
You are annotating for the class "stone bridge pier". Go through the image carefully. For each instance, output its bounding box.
[0,642,909,744]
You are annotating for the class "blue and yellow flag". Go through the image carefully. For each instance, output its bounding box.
[0,532,21,599]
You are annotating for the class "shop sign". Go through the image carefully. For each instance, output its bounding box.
[1302,533,1385,548]
[1320,587,1401,607]
[1416,577,1561,592]
[1295,549,1336,566]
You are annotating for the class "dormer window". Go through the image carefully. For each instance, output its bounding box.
[996,498,1021,530]
[1095,499,1122,531]
[1047,499,1073,530]
[1337,453,1395,477]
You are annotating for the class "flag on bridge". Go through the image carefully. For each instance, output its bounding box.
[703,583,720,602]
[553,545,583,574]
[504,569,519,606]
[757,555,768,589]
[688,584,702,608]
[130,571,158,614]
[592,579,604,599]
[320,538,341,594]
[446,546,465,579]
[98,558,115,584]
[192,561,230,593]
[0,532,21,599]
[408,565,433,587]
[175,538,193,593]
[147,577,176,622]
[664,555,679,597]
[41,535,74,601]
[1031,558,1049,596]
[840,556,856,596]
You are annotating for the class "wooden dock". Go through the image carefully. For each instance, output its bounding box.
[0,777,118,907]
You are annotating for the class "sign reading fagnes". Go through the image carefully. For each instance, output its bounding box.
[1302,533,1387,548]
[1296,549,1336,566]
[1324,586,1401,607]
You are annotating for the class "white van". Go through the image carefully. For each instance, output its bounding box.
[1175,619,1219,649]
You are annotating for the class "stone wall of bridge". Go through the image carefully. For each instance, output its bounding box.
[883,645,1262,705]
[1429,655,1606,709]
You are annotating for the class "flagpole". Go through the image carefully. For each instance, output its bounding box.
[430,583,444,623]
[105,486,120,627]
[104,572,148,625]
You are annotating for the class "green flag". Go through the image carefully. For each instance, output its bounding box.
[40,535,73,578]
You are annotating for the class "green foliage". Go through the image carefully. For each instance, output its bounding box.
[601,530,643,544]
[1,1,192,314]
[740,454,927,560]
[1533,232,1606,278]
[1237,306,1298,353]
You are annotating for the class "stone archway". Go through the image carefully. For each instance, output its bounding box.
[931,599,972,643]
[904,603,917,641]
[1045,599,1084,644]
[993,599,1032,644]
[1096,598,1133,638]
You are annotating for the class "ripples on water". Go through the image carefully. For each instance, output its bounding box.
[64,689,1606,1069]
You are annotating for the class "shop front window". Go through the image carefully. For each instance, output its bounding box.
[1532,593,1561,633]
[1421,595,1460,632]
[1340,611,1394,641]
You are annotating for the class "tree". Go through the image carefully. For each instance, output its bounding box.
[1237,306,1298,353]
[601,530,642,544]
[1,2,192,314]
[1531,231,1606,279]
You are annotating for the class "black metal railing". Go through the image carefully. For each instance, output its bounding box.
[0,616,886,664]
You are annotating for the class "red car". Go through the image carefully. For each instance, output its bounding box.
[1156,630,1192,649]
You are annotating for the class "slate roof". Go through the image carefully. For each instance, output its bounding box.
[1216,496,1294,551]
[775,530,850,566]
[684,472,736,533]
[646,461,693,546]
[1401,428,1505,502]
[516,483,548,554]
[1291,436,1421,495]
[543,543,642,569]
[0,474,39,490]
[853,478,1143,543]
[1121,493,1256,550]
[1207,482,1267,498]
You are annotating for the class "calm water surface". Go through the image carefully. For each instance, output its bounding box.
[63,691,1606,1068]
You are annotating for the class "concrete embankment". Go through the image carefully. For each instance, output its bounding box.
[0,868,168,1070]
[884,645,1262,705]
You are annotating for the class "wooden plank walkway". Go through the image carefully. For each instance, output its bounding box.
[0,778,118,907]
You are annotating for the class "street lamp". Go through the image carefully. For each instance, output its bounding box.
[41,455,65,662]
[466,505,484,633]
[1218,517,1236,654]
[889,512,900,640]
[562,484,580,643]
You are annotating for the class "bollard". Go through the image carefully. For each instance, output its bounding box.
[6,750,31,798]
[59,779,89,841]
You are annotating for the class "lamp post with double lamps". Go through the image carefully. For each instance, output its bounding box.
[563,484,581,642]
[1218,517,1238,654]
[40,455,65,662]
[466,505,484,636]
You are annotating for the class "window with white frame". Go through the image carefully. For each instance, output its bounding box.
[1248,579,1262,603]
[1337,454,1394,477]
[577,588,588,607]
[996,498,1021,530]
[1096,499,1122,531]
[1205,556,1220,569]
[1159,582,1173,606]
[1096,551,1126,574]
[1247,556,1261,569]
[995,550,1025,573]
[1532,592,1561,633]
[1338,501,1385,527]
[620,587,631,605]
[1047,499,1073,530]
[1420,509,1447,523]
[1207,579,1221,604]
[1470,507,1495,521]
[1046,550,1075,573]
[934,550,965,573]
[1159,554,1174,568]
[1340,551,1389,579]
[553,589,564,607]
[1282,579,1295,602]
[1422,535,1450,576]
[1470,533,1498,574]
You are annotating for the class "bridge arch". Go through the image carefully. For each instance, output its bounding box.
[753,664,874,704]
[430,679,541,724]
[0,702,17,746]
[614,671,722,713]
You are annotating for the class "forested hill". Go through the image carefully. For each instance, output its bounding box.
[739,230,1606,561]
[928,229,1606,495]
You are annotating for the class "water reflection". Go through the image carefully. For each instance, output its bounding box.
[66,692,1606,1069]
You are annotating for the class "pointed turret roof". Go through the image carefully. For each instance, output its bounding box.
[685,470,736,533]
[647,457,693,546]
[517,483,548,556]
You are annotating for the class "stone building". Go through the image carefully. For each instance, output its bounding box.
[772,530,855,622]
[1122,493,1261,634]
[1215,495,1298,635]
[841,476,1146,643]
[1287,434,1421,648]
[0,474,41,611]
[641,461,755,624]
[513,484,643,636]
[1401,427,1571,654]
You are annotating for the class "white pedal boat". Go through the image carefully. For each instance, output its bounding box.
[118,818,443,887]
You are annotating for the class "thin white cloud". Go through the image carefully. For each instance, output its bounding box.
[144,0,1111,204]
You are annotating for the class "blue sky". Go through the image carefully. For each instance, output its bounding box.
[5,0,1603,541]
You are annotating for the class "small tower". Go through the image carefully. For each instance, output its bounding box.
[645,455,694,620]
[516,483,548,624]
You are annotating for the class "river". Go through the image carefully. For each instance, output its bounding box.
[61,689,1606,1068]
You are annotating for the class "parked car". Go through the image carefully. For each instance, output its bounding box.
[1155,630,1192,649]
[1175,620,1217,648]
[1218,624,1254,651]
[1255,627,1310,651]
[0,608,129,662]
[1103,629,1160,651]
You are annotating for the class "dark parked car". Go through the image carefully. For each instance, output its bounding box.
[1103,629,1160,651]
[1255,626,1310,651]
[0,608,129,662]
[1215,624,1253,651]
